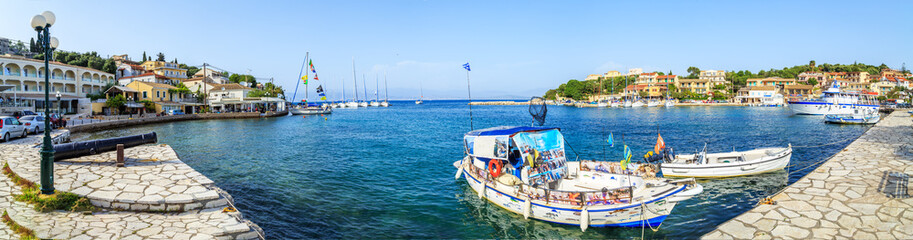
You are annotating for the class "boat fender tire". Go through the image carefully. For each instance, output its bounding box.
[488,160,503,178]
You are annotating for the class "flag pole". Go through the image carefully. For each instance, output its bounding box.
[466,63,473,131]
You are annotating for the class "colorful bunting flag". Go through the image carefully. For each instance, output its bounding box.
[462,62,471,71]
[621,145,632,171]
[309,60,315,73]
[654,133,665,154]
[314,74,319,81]
[301,75,308,85]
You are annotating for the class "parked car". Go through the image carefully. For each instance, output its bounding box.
[17,115,46,134]
[168,110,185,115]
[47,113,66,128]
[0,116,28,142]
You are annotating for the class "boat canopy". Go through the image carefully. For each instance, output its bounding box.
[464,126,559,136]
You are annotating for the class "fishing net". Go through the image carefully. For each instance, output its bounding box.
[529,97,547,126]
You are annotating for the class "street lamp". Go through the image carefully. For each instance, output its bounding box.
[55,91,61,115]
[31,11,57,195]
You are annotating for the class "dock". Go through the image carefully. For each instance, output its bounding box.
[702,111,913,239]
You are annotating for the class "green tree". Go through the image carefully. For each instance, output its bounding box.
[142,52,147,62]
[544,89,557,100]
[156,52,165,62]
[105,95,126,114]
[561,79,585,100]
[807,78,818,86]
[29,38,36,52]
[809,60,816,68]
[686,66,701,79]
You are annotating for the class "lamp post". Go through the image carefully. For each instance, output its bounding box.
[55,91,61,115]
[31,11,58,195]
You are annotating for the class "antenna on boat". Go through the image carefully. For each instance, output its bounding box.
[529,96,547,126]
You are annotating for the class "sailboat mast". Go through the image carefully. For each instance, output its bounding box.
[292,53,308,103]
[362,74,367,103]
[375,74,379,102]
[384,71,388,102]
[353,58,358,102]
[305,54,309,101]
[342,77,346,102]
[420,79,424,100]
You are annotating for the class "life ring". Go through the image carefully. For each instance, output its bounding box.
[488,160,503,178]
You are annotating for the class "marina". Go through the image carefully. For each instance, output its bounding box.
[69,101,873,238]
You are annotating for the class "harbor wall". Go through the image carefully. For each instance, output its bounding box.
[67,111,288,133]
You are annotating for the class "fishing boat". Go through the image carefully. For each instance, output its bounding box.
[454,126,702,231]
[652,143,793,178]
[787,83,879,115]
[824,112,880,125]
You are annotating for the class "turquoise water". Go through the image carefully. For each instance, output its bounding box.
[74,101,869,239]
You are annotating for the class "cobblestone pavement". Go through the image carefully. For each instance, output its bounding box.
[0,131,261,239]
[702,111,913,239]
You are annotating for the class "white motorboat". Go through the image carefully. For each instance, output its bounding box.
[664,100,675,107]
[415,100,423,104]
[596,102,608,108]
[381,101,390,107]
[623,101,633,108]
[610,101,621,108]
[656,144,792,178]
[824,111,880,125]
[345,101,359,108]
[358,101,368,107]
[647,101,660,107]
[370,101,380,107]
[787,83,879,115]
[632,101,645,107]
[455,126,702,231]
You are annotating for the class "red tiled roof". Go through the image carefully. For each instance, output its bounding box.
[640,72,657,76]
[118,72,169,80]
[657,75,677,79]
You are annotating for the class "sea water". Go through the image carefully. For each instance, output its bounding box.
[74,100,868,239]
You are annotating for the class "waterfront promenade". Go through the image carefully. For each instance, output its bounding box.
[702,111,913,239]
[0,131,262,239]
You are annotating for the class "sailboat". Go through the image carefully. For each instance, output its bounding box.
[665,89,675,107]
[346,58,360,108]
[359,74,369,107]
[290,53,332,115]
[370,74,380,107]
[416,79,424,104]
[381,71,390,107]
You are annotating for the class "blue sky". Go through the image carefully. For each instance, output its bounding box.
[1,0,911,100]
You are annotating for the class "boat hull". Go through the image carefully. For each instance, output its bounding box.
[661,148,791,178]
[457,160,691,229]
[290,108,332,115]
[824,114,880,124]
[787,101,879,115]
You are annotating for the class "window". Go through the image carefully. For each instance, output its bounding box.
[156,91,160,98]
[143,91,147,98]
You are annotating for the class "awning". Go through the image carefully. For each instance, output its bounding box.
[0,85,14,92]
[125,103,144,108]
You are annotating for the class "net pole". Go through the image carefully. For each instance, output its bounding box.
[466,67,473,131]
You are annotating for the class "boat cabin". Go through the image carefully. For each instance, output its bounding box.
[464,126,569,187]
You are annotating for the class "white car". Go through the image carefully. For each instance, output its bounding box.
[17,115,47,134]
[0,116,28,142]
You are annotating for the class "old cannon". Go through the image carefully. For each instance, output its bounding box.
[53,132,157,161]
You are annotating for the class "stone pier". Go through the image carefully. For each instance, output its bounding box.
[0,131,262,239]
[702,111,913,239]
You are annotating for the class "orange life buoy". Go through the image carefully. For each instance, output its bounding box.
[488,160,503,178]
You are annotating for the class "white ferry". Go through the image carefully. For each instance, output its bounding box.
[454,126,702,231]
[787,83,879,115]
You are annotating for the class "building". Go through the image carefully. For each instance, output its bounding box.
[140,61,188,80]
[0,54,115,114]
[635,73,657,85]
[115,62,147,80]
[870,77,909,95]
[783,84,814,99]
[125,80,188,113]
[797,72,825,83]
[627,68,643,76]
[117,73,175,86]
[699,70,726,82]
[879,69,904,79]
[192,68,229,84]
[584,74,601,81]
[603,71,622,78]
[678,79,711,94]
[656,75,678,84]
[623,84,648,97]
[735,86,777,104]
[745,77,797,87]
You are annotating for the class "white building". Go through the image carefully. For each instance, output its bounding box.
[627,68,643,76]
[116,73,175,86]
[192,68,229,84]
[0,54,115,114]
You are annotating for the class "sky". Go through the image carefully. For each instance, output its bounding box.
[1,0,911,100]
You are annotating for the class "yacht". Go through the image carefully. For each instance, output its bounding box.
[787,83,879,115]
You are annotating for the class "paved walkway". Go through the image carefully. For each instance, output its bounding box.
[0,131,261,239]
[702,111,913,239]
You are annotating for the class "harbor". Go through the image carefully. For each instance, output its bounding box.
[702,110,913,239]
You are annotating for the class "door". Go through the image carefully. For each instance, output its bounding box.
[10,118,24,136]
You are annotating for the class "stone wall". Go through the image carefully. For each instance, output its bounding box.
[68,111,288,133]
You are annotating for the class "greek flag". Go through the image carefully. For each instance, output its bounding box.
[462,63,470,71]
